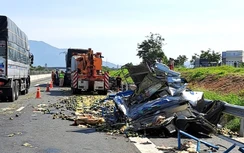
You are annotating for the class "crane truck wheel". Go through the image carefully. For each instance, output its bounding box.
[71,87,77,94]
[8,81,16,102]
[15,81,19,100]
[98,90,107,95]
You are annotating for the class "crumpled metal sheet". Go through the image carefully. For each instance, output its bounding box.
[106,62,224,136]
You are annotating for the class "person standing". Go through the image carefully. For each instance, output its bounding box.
[59,71,65,87]
[116,74,122,91]
[55,70,59,86]
[51,71,56,84]
[168,58,175,70]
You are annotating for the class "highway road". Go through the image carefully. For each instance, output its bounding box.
[0,77,243,153]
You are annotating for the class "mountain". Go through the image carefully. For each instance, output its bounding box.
[29,40,118,68]
[102,61,119,68]
[29,40,66,67]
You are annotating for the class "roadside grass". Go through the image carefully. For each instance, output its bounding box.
[191,88,244,106]
[177,65,244,82]
[109,68,133,84]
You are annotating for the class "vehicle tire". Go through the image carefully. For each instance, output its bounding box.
[21,79,28,95]
[26,88,29,94]
[8,82,16,102]
[21,89,26,95]
[28,76,31,87]
[71,87,76,94]
[98,90,107,95]
[15,81,19,100]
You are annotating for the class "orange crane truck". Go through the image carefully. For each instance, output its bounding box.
[70,48,108,95]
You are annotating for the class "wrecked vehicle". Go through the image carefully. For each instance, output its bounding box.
[107,62,225,136]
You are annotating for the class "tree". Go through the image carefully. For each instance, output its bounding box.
[190,53,199,64]
[175,55,188,66]
[137,32,167,64]
[191,49,221,65]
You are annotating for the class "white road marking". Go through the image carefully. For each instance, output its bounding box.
[16,106,25,112]
[129,137,162,153]
[1,107,14,111]
[34,84,40,87]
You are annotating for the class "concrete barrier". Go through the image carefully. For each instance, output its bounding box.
[30,74,51,82]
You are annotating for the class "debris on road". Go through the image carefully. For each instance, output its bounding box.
[22,142,33,148]
[7,132,22,137]
[180,141,197,152]
[7,133,15,137]
[155,145,175,151]
[217,127,239,137]
[33,104,50,114]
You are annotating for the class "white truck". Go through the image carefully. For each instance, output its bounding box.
[0,15,33,102]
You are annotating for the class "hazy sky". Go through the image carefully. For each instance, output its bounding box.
[1,0,244,65]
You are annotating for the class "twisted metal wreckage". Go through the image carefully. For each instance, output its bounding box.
[103,62,225,136]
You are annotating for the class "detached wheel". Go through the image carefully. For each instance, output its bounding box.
[8,82,16,102]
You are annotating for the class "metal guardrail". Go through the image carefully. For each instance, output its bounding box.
[205,99,244,136]
[30,71,51,75]
[224,103,244,137]
[223,103,244,118]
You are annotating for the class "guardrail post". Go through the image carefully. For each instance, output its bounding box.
[240,118,244,137]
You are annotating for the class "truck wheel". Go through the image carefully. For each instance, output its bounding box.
[8,82,16,102]
[71,87,77,94]
[98,90,107,95]
[15,81,19,100]
[26,88,29,94]
[21,89,26,95]
[21,79,28,95]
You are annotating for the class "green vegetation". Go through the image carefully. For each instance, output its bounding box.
[192,88,244,106]
[31,65,46,71]
[137,32,168,64]
[190,48,221,65]
[224,116,241,132]
[177,65,244,82]
[102,66,133,83]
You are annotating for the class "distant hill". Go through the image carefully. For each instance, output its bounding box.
[102,61,119,68]
[29,40,118,68]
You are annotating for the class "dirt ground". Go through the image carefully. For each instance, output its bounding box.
[189,75,244,95]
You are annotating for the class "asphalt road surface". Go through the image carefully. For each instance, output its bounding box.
[0,78,243,153]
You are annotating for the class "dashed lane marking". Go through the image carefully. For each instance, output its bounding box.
[16,106,25,112]
[129,137,162,153]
